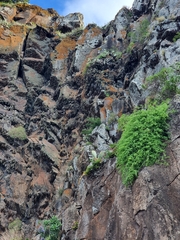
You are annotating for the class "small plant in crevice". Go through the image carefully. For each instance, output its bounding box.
[104,143,117,159]
[116,102,170,186]
[72,221,78,231]
[155,16,165,22]
[8,126,27,141]
[83,150,102,175]
[82,58,93,75]
[58,188,64,197]
[83,157,101,175]
[127,18,150,53]
[8,218,22,231]
[145,63,180,102]
[40,216,61,240]
[96,49,109,59]
[107,112,118,125]
[126,42,135,53]
[0,19,13,28]
[55,27,84,40]
[173,32,180,42]
[82,117,101,136]
[83,48,122,75]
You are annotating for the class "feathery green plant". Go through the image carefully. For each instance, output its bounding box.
[146,63,180,101]
[173,32,180,42]
[41,216,61,240]
[82,117,101,135]
[116,102,170,186]
[8,126,27,140]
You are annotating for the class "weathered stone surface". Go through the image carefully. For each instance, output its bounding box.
[72,97,180,239]
[91,124,112,151]
[23,65,44,87]
[57,13,84,32]
[0,0,180,239]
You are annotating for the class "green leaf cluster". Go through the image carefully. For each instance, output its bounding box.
[8,218,22,231]
[116,102,169,186]
[130,19,150,43]
[146,63,180,101]
[8,126,27,141]
[41,216,61,240]
[84,158,101,175]
[72,221,78,230]
[127,18,149,52]
[83,49,122,75]
[82,117,101,135]
[173,32,180,42]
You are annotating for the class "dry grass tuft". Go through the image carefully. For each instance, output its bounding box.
[1,229,24,240]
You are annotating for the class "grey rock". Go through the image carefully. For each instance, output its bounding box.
[91,124,113,151]
[57,13,84,32]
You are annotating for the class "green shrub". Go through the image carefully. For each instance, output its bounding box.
[82,117,101,135]
[41,216,61,240]
[96,50,109,59]
[107,112,118,125]
[0,19,13,28]
[113,51,122,59]
[84,158,101,175]
[72,221,78,230]
[173,32,180,42]
[83,49,122,75]
[116,102,169,186]
[127,42,135,53]
[8,218,22,231]
[58,188,63,196]
[128,18,149,47]
[146,63,180,101]
[8,126,27,140]
[83,59,93,75]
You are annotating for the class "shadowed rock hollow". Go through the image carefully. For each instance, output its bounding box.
[0,0,180,239]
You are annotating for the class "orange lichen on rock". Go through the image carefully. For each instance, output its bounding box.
[80,48,98,73]
[10,24,26,34]
[77,28,88,45]
[100,106,106,122]
[90,27,102,37]
[0,25,26,51]
[77,27,101,45]
[39,94,56,108]
[61,85,79,99]
[16,3,53,17]
[55,37,76,59]
[120,29,127,39]
[101,77,111,83]
[107,85,118,93]
[62,188,73,198]
[31,169,51,188]
[104,97,114,110]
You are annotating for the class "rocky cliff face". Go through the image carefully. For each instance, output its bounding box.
[0,0,180,239]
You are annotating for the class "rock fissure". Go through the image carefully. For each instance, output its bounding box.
[166,173,180,186]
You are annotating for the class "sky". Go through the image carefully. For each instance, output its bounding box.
[30,0,134,26]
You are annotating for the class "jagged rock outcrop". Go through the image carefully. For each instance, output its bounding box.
[0,0,180,239]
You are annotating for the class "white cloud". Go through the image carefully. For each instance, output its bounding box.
[62,0,134,26]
